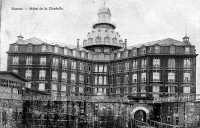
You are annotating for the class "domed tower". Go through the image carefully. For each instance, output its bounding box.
[83,5,124,52]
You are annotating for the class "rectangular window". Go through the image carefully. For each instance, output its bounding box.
[71,61,76,69]
[133,49,137,56]
[41,45,46,52]
[52,71,58,80]
[99,76,103,85]
[141,86,146,97]
[110,76,114,85]
[61,85,66,92]
[27,45,33,52]
[141,59,146,68]
[39,83,45,91]
[141,73,146,82]
[79,87,84,93]
[124,75,129,84]
[79,62,84,71]
[14,45,18,52]
[153,58,160,67]
[132,87,137,93]
[81,52,85,58]
[64,48,68,55]
[183,87,190,93]
[153,72,160,81]
[124,51,128,57]
[70,86,75,92]
[153,86,160,92]
[104,76,107,85]
[168,72,175,82]
[142,47,146,54]
[13,88,18,94]
[99,65,103,72]
[52,84,57,91]
[73,50,77,57]
[87,76,90,84]
[124,62,129,71]
[26,56,32,65]
[40,57,46,65]
[184,59,191,68]
[71,73,76,82]
[79,74,84,83]
[183,73,190,82]
[54,46,58,53]
[132,60,137,69]
[53,58,59,66]
[117,52,121,59]
[104,65,107,72]
[117,63,121,72]
[116,75,120,84]
[26,82,31,88]
[62,72,67,81]
[94,76,97,85]
[168,86,175,93]
[168,58,175,68]
[110,64,114,73]
[154,46,160,53]
[25,70,32,79]
[132,74,137,83]
[39,70,46,80]
[170,46,175,54]
[62,59,68,68]
[185,47,190,54]
[13,56,19,65]
[116,88,120,94]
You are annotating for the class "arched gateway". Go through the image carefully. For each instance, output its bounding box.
[131,106,149,122]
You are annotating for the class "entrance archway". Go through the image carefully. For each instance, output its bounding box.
[134,110,146,122]
[131,106,149,122]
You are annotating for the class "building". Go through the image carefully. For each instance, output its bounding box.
[0,71,28,127]
[6,5,198,127]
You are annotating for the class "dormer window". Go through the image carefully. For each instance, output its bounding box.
[64,48,68,55]
[155,46,160,53]
[124,51,128,58]
[142,47,146,54]
[54,46,58,53]
[133,49,137,56]
[81,52,85,58]
[73,50,77,57]
[117,52,121,59]
[41,45,46,52]
[27,45,33,52]
[170,46,175,54]
[14,45,18,52]
[185,47,190,54]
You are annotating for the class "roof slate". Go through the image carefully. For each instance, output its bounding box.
[14,37,191,50]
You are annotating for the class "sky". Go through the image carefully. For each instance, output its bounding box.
[1,0,200,92]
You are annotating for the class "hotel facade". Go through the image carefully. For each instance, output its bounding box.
[7,6,197,102]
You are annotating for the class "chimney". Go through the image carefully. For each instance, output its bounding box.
[124,39,127,49]
[77,39,80,49]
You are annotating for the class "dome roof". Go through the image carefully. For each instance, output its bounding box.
[83,28,123,48]
[98,6,111,15]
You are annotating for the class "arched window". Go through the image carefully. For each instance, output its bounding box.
[104,37,110,44]
[96,37,101,44]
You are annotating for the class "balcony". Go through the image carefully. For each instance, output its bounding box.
[39,77,46,80]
